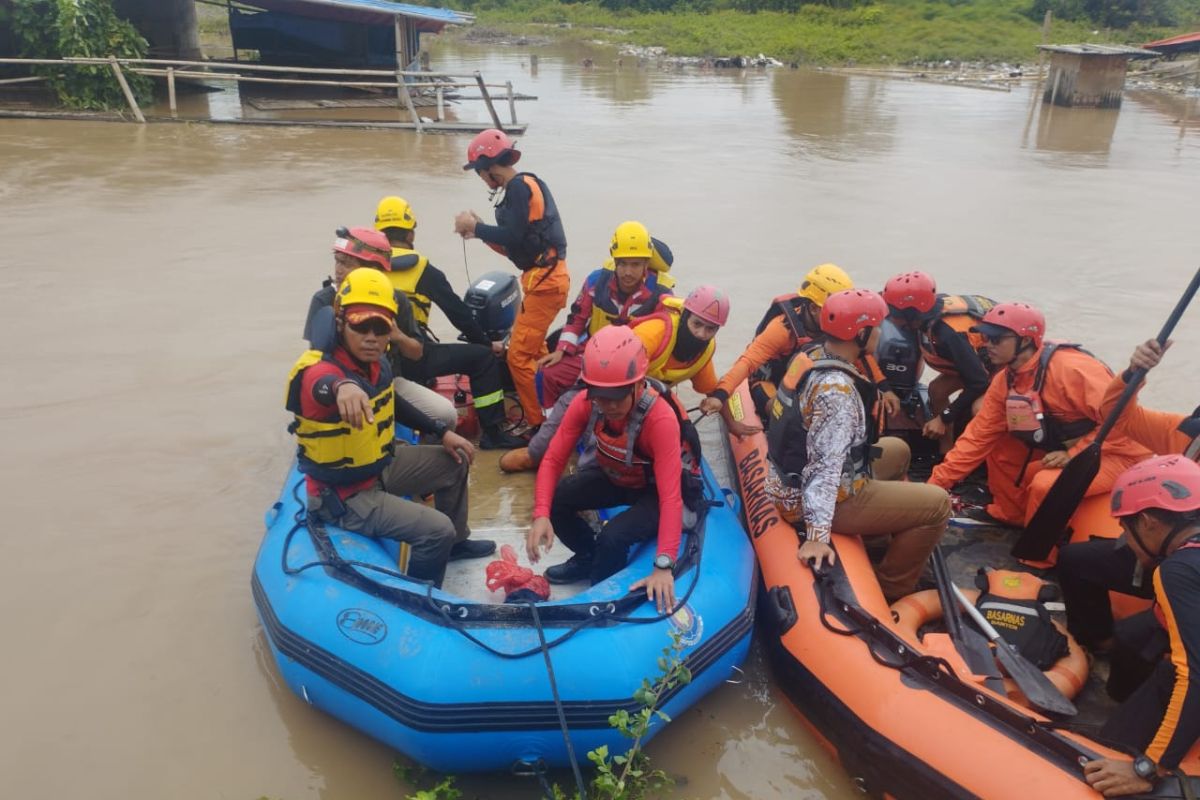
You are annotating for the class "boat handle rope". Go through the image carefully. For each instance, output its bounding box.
[529,600,589,800]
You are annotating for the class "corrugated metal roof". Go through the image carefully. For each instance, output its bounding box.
[1038,44,1159,57]
[239,0,473,29]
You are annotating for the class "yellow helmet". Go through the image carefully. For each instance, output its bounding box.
[797,263,853,307]
[609,221,654,260]
[374,196,417,232]
[337,268,398,316]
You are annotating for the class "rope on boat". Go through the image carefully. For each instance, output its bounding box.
[529,601,589,800]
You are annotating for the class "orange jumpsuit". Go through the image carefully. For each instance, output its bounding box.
[929,347,1152,525]
[1102,371,1196,455]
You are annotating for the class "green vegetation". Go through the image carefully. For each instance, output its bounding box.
[459,0,1200,64]
[0,0,152,109]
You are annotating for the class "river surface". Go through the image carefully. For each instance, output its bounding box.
[1,38,1199,800]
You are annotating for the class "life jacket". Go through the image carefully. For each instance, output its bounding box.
[585,269,668,337]
[766,343,879,496]
[1180,406,1200,460]
[636,297,716,387]
[973,568,1070,670]
[589,378,703,507]
[751,294,812,387]
[387,248,432,328]
[488,172,567,271]
[1005,342,1104,452]
[601,235,676,291]
[284,350,395,486]
[918,295,995,376]
[875,317,923,392]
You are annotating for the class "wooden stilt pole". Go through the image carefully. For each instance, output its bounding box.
[475,71,503,131]
[394,16,423,133]
[167,66,177,117]
[506,80,517,125]
[436,86,445,122]
[108,56,145,123]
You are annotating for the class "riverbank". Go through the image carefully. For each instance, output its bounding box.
[461,0,1190,67]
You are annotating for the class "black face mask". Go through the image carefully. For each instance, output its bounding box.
[672,310,708,363]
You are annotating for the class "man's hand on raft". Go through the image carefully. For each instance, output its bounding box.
[442,430,475,466]
[922,416,947,440]
[526,517,555,563]
[798,540,836,569]
[879,390,901,417]
[699,396,762,439]
[336,383,374,429]
[1083,758,1154,797]
[632,569,676,613]
[1129,338,1171,372]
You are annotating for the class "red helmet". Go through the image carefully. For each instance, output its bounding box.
[883,271,938,314]
[975,302,1045,348]
[684,285,730,327]
[820,289,888,340]
[462,129,521,171]
[333,227,393,271]
[1111,455,1200,518]
[581,326,649,389]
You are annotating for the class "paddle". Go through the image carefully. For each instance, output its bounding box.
[931,546,1006,694]
[1012,266,1200,562]
[949,581,1078,717]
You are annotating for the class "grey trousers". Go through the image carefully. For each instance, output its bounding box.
[394,376,458,430]
[310,443,470,586]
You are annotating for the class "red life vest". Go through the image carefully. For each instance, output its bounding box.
[589,378,702,494]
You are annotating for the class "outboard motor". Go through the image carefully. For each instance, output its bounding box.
[876,317,922,396]
[875,318,937,474]
[464,271,520,342]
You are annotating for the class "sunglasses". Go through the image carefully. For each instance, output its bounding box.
[980,332,1016,345]
[587,387,634,402]
[348,318,392,336]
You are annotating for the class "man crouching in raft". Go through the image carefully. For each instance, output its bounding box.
[525,325,703,611]
[763,289,951,603]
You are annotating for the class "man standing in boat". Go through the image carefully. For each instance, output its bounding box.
[1082,455,1200,796]
[928,303,1150,529]
[524,326,702,612]
[536,220,672,409]
[373,196,525,450]
[699,263,900,436]
[500,285,730,474]
[881,270,996,453]
[454,129,570,433]
[763,289,950,603]
[286,268,492,588]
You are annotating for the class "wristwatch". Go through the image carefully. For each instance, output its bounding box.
[1132,754,1158,784]
[653,554,675,571]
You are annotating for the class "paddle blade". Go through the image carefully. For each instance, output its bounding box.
[993,639,1078,717]
[1010,442,1102,562]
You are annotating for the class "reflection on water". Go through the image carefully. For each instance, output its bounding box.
[1,37,1199,800]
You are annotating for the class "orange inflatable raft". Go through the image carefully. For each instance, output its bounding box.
[724,382,1200,799]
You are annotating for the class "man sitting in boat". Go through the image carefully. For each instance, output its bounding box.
[763,289,951,603]
[303,226,457,431]
[1080,455,1200,797]
[524,326,702,612]
[928,303,1150,529]
[881,270,997,453]
[700,263,900,437]
[536,220,673,411]
[500,285,730,474]
[373,196,525,451]
[286,268,491,588]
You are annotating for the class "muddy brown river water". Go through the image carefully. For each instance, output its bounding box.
[1,39,1199,800]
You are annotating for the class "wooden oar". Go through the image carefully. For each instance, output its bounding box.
[931,546,1005,694]
[1012,266,1200,562]
[949,582,1077,717]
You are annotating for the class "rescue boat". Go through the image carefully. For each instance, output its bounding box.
[724,381,1200,799]
[251,456,755,773]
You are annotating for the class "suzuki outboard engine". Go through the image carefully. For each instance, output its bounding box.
[464,271,520,342]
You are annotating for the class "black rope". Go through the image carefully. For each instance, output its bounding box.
[530,601,588,800]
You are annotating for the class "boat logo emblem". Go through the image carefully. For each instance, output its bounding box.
[337,608,388,645]
[669,604,703,647]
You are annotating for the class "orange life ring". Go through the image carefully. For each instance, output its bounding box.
[890,588,1090,707]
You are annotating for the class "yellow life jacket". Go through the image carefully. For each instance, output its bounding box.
[285,349,396,485]
[638,298,716,387]
[387,248,432,326]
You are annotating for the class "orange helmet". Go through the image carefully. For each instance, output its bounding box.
[975,302,1045,349]
[581,326,648,394]
[820,289,888,340]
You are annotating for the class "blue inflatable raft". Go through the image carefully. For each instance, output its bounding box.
[252,459,755,774]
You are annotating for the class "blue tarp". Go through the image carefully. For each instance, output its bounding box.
[237,0,472,31]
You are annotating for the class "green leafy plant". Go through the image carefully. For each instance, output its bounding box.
[9,0,153,110]
[396,760,463,800]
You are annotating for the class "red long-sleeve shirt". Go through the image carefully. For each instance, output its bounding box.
[533,390,684,559]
